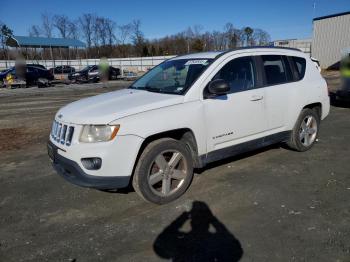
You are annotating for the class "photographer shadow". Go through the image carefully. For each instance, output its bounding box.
[153,201,243,261]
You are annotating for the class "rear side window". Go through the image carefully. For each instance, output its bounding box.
[291,56,306,80]
[261,55,289,85]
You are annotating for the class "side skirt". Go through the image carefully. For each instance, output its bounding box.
[198,131,291,167]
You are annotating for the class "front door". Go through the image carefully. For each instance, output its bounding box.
[203,56,268,153]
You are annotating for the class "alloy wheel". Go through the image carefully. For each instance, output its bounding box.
[147,150,188,197]
[299,115,318,146]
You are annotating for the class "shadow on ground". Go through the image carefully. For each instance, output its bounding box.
[153,201,243,261]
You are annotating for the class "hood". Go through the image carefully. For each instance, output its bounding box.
[56,89,184,124]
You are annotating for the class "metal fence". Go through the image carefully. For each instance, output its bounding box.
[0,55,176,71]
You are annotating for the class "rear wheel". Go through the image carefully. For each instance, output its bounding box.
[132,138,193,204]
[287,108,320,152]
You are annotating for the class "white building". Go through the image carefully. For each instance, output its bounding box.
[273,39,312,55]
[312,11,350,69]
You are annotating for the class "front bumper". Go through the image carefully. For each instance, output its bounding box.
[48,141,130,189]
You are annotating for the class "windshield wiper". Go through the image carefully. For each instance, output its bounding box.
[144,86,163,93]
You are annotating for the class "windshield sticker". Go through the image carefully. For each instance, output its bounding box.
[185,60,208,66]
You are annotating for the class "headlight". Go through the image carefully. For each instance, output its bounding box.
[80,125,120,143]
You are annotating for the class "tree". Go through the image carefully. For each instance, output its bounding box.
[243,27,254,46]
[118,23,132,44]
[118,23,133,57]
[131,20,145,56]
[142,45,149,56]
[191,38,204,52]
[67,21,79,39]
[41,13,54,38]
[0,23,13,60]
[79,13,94,48]
[28,25,41,37]
[253,29,271,46]
[104,18,116,46]
[53,15,70,38]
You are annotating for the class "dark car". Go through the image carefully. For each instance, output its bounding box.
[68,65,120,82]
[27,63,46,70]
[0,65,54,87]
[50,65,76,74]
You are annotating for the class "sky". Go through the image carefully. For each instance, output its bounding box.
[0,0,349,41]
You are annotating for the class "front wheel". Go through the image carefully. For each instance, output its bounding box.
[132,138,194,204]
[287,108,320,152]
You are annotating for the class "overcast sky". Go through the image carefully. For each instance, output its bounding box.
[0,0,349,41]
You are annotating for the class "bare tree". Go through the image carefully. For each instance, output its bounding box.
[53,15,70,38]
[185,27,194,53]
[253,29,271,46]
[93,16,103,47]
[67,20,79,39]
[192,24,203,37]
[131,20,145,56]
[104,18,116,46]
[41,13,54,38]
[118,23,133,57]
[28,25,41,37]
[79,13,94,48]
[118,23,132,45]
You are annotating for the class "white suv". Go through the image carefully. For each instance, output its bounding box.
[48,47,330,204]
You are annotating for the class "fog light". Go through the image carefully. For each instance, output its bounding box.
[81,158,102,170]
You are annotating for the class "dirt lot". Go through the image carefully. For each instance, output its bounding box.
[0,74,349,261]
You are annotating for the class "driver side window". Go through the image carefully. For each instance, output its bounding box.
[212,56,256,93]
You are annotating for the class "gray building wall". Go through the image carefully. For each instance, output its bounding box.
[312,13,350,69]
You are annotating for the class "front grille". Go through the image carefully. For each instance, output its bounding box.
[51,120,74,146]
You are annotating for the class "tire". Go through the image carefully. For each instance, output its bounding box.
[287,108,320,152]
[132,138,194,204]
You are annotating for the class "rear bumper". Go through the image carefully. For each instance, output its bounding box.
[48,141,130,189]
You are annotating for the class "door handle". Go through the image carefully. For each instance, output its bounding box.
[250,95,264,101]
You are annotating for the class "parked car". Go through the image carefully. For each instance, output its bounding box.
[27,63,46,70]
[120,70,138,80]
[50,65,76,74]
[68,65,120,82]
[48,47,330,204]
[0,65,54,87]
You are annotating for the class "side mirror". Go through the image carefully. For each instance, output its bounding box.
[207,79,230,97]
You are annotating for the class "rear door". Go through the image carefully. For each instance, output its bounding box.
[259,55,294,131]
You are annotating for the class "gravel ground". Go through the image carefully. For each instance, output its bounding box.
[0,73,349,262]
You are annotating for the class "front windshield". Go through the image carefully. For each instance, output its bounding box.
[130,58,212,94]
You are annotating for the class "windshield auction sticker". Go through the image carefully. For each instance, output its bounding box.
[185,60,208,66]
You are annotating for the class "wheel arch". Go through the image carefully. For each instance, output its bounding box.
[131,128,202,180]
[303,102,322,119]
